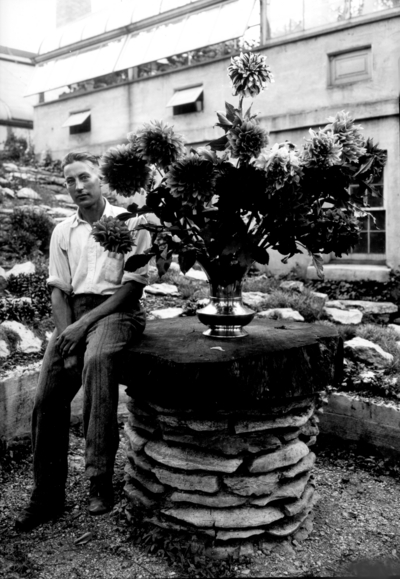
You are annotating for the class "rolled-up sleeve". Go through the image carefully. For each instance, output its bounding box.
[121,215,152,286]
[47,224,73,294]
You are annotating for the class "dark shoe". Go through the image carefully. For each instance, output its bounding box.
[15,501,64,532]
[88,475,114,516]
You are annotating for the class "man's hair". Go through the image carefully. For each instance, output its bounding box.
[61,151,100,171]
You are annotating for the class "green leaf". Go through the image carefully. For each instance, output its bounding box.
[252,245,270,265]
[215,112,233,132]
[311,253,324,279]
[116,212,135,222]
[156,253,172,276]
[178,247,197,274]
[225,102,236,122]
[125,253,154,272]
[207,135,228,152]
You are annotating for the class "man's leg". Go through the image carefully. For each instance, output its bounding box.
[81,309,145,515]
[15,330,82,530]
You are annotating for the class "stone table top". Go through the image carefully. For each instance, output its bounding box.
[122,317,342,411]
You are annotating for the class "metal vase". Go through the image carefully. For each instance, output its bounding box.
[196,276,255,339]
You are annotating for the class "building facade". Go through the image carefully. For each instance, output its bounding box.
[28,0,400,279]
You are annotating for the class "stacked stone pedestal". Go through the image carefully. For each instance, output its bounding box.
[122,318,341,559]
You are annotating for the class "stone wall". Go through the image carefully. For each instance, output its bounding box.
[124,395,320,559]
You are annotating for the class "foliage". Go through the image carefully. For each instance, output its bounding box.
[0,131,35,163]
[3,266,52,324]
[7,207,55,259]
[93,51,387,283]
[307,269,400,304]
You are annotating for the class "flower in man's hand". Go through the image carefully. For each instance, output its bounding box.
[92,216,134,254]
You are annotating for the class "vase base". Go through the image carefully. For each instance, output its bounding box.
[202,325,249,339]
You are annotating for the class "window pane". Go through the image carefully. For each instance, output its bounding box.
[357,215,368,231]
[367,186,383,207]
[370,210,385,231]
[268,0,304,37]
[352,232,368,253]
[369,232,386,254]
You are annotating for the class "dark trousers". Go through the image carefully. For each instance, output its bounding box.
[30,294,145,506]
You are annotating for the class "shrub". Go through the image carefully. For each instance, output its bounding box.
[0,131,35,163]
[7,207,55,259]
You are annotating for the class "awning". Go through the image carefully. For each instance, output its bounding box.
[166,85,203,107]
[28,0,256,95]
[62,111,91,127]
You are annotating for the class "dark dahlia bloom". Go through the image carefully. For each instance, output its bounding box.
[301,129,342,168]
[325,111,366,163]
[228,52,274,98]
[227,120,269,162]
[100,144,152,196]
[92,216,134,254]
[166,154,216,205]
[130,120,186,170]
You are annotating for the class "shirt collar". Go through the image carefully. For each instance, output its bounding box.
[71,197,111,228]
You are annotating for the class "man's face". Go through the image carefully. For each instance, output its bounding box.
[64,160,103,210]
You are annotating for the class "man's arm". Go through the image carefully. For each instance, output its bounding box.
[51,287,73,336]
[55,281,144,358]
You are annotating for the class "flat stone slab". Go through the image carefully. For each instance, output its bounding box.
[151,308,183,319]
[344,337,393,366]
[248,440,309,473]
[162,504,284,528]
[326,300,397,315]
[123,318,341,410]
[324,307,363,325]
[144,283,180,296]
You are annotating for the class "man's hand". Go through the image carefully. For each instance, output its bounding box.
[56,320,88,358]
[63,354,81,377]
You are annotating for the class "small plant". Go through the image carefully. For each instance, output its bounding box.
[0,131,35,163]
[6,207,55,259]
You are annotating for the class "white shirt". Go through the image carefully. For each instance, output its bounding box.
[47,199,151,296]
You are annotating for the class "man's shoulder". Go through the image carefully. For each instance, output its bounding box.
[52,214,77,235]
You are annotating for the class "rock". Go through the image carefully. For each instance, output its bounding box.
[5,261,36,277]
[158,414,229,432]
[250,473,310,506]
[249,440,310,474]
[151,307,183,319]
[47,207,74,217]
[280,281,304,292]
[124,423,148,452]
[171,491,247,507]
[0,177,10,186]
[125,464,165,494]
[281,451,316,479]
[234,405,314,434]
[224,472,279,496]
[127,449,154,472]
[283,484,316,516]
[299,421,319,437]
[162,504,284,528]
[326,299,397,316]
[344,337,393,366]
[293,513,314,542]
[144,440,242,473]
[154,466,219,493]
[217,528,266,541]
[144,283,179,296]
[257,308,305,322]
[309,291,328,309]
[388,324,400,336]
[3,163,18,172]
[144,516,199,534]
[124,482,155,508]
[162,431,282,456]
[55,194,73,204]
[16,187,42,200]
[324,307,363,325]
[266,508,310,537]
[242,292,268,309]
[183,268,208,282]
[0,339,10,358]
[0,321,42,353]
[0,187,15,198]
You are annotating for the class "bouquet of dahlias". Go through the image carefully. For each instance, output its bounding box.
[92,52,386,282]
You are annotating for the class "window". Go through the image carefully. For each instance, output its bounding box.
[167,85,203,115]
[350,181,385,257]
[62,111,91,135]
[329,47,371,86]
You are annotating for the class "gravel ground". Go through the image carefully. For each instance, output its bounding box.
[1,432,400,579]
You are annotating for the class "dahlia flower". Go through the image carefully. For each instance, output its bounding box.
[100,144,152,196]
[301,129,343,168]
[166,154,216,206]
[227,120,269,162]
[130,120,186,170]
[325,111,366,163]
[255,143,301,188]
[228,52,274,98]
[91,216,134,254]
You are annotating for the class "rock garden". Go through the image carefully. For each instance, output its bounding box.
[1,154,400,577]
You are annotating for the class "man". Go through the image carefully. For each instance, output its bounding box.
[15,151,150,531]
